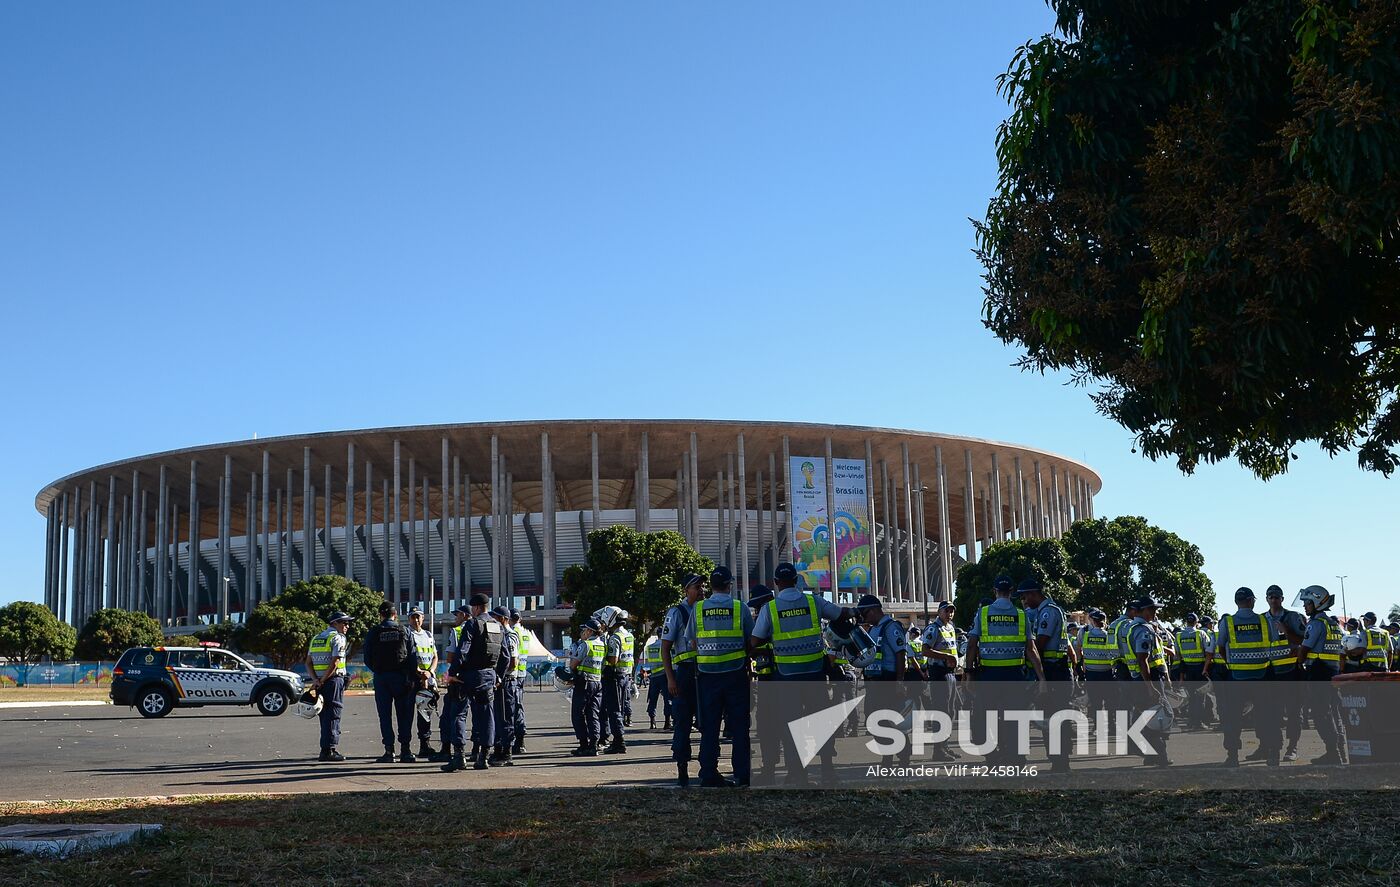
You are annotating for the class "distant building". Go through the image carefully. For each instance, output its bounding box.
[35,420,1101,645]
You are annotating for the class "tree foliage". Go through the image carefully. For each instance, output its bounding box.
[241,605,326,668]
[560,526,713,644]
[0,602,76,683]
[978,0,1400,478]
[954,516,1214,626]
[75,608,162,661]
[1062,516,1214,621]
[263,575,383,656]
[953,538,1077,627]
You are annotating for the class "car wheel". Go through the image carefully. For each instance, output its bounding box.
[137,687,173,718]
[256,686,289,716]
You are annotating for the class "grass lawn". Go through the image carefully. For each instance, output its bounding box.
[3,789,1398,886]
[0,686,111,703]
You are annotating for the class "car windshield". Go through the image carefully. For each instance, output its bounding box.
[209,651,246,670]
[173,650,209,669]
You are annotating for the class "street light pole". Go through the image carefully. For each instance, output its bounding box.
[1335,575,1348,619]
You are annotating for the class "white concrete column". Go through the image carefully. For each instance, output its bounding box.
[962,450,977,565]
[737,433,748,595]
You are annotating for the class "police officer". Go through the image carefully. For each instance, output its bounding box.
[644,631,672,731]
[749,562,849,785]
[1360,612,1389,672]
[692,566,752,787]
[1215,588,1280,767]
[1077,609,1117,722]
[509,609,529,755]
[488,606,518,766]
[857,594,912,767]
[1172,613,1208,729]
[568,617,606,757]
[1296,585,1345,764]
[600,611,631,753]
[616,614,636,729]
[1015,577,1072,773]
[919,601,960,762]
[429,605,471,763]
[1388,621,1400,671]
[406,608,438,759]
[1110,600,1140,681]
[441,593,506,772]
[1128,597,1172,767]
[920,601,959,681]
[1263,586,1307,761]
[661,574,705,787]
[966,576,1045,764]
[747,585,781,777]
[306,612,352,762]
[363,602,419,763]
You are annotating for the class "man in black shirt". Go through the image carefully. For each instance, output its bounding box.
[363,601,419,763]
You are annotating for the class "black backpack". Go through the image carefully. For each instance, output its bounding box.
[366,621,414,673]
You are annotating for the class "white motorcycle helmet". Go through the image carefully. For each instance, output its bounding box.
[553,665,574,698]
[293,689,323,719]
[592,605,626,630]
[1294,585,1334,611]
[1145,702,1174,734]
[414,688,436,717]
[1342,633,1367,655]
[823,623,879,670]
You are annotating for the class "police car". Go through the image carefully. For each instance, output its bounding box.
[110,643,304,719]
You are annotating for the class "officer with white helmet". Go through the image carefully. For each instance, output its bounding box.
[305,612,352,763]
[1295,585,1346,764]
[749,562,851,784]
[1341,618,1368,674]
[597,606,630,754]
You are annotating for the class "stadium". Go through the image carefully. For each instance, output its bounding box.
[33,420,1101,646]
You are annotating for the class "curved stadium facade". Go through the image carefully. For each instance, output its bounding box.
[34,420,1101,646]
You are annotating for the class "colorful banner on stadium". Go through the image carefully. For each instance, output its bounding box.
[789,456,871,591]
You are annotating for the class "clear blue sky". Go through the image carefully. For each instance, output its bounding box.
[2,2,1392,620]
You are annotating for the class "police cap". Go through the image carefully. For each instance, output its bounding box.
[855,594,882,611]
[328,612,353,624]
[748,585,774,608]
[774,562,799,582]
[468,592,490,608]
[992,574,1014,591]
[709,565,734,587]
[378,601,396,617]
[1235,587,1256,603]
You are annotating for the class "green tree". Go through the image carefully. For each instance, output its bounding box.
[164,634,202,648]
[953,537,1077,628]
[240,604,325,668]
[1063,516,1214,621]
[74,608,162,661]
[0,602,77,684]
[195,620,246,652]
[265,574,384,657]
[560,526,712,645]
[978,0,1400,478]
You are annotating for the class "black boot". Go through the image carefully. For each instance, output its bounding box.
[473,745,490,770]
[499,748,514,767]
[512,742,526,755]
[398,745,417,763]
[649,716,656,731]
[603,739,627,755]
[664,716,672,731]
[676,762,690,788]
[488,747,505,765]
[418,740,435,758]
[376,747,395,764]
[428,745,452,763]
[441,746,467,772]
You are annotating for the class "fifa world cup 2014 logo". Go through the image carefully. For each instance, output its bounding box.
[801,461,816,490]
